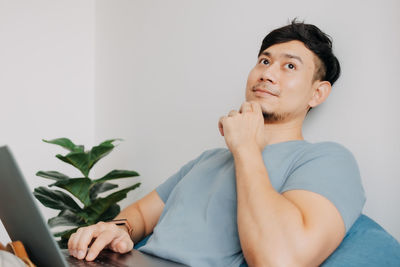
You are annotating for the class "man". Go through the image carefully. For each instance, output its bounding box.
[68,20,365,266]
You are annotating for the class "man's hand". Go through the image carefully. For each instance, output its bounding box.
[218,101,266,153]
[68,221,134,261]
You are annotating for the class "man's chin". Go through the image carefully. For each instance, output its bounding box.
[262,111,287,123]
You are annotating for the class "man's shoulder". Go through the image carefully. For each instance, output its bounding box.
[305,141,354,155]
[298,141,358,166]
[264,140,353,158]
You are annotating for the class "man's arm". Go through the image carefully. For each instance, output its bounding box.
[219,102,345,266]
[233,145,345,266]
[68,190,164,261]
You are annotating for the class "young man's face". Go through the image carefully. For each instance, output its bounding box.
[245,40,322,123]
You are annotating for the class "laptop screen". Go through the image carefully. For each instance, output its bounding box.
[0,146,68,267]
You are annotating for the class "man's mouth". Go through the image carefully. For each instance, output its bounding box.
[252,85,280,97]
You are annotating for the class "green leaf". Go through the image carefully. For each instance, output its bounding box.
[56,152,90,177]
[87,139,121,171]
[58,208,87,220]
[94,169,140,183]
[75,211,92,223]
[85,183,140,223]
[43,138,84,152]
[50,178,92,207]
[36,171,70,181]
[89,182,118,200]
[51,139,124,177]
[48,210,82,228]
[33,187,82,213]
[97,204,120,222]
[99,139,123,146]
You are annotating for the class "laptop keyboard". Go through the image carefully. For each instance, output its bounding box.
[65,252,129,267]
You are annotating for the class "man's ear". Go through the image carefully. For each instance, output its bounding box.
[308,81,332,108]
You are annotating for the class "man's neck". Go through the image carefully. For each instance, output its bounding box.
[262,118,304,146]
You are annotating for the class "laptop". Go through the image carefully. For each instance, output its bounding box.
[0,146,186,267]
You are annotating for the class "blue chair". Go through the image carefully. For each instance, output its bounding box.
[135,214,400,266]
[322,214,400,266]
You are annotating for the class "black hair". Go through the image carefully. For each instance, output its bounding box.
[258,19,341,85]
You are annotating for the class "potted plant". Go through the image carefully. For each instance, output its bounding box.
[33,138,140,248]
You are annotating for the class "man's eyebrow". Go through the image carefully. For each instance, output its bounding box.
[260,51,271,57]
[260,51,303,64]
[283,53,303,64]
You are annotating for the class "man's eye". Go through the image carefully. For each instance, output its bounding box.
[285,63,295,70]
[260,59,269,65]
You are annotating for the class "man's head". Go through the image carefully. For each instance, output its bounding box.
[245,20,341,123]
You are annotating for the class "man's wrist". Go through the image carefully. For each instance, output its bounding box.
[231,142,261,156]
[108,219,133,239]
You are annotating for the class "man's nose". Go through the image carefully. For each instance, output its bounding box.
[259,63,278,84]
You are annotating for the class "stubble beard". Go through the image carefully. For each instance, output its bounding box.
[262,111,288,123]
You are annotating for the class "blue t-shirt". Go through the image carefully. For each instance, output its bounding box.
[139,141,366,266]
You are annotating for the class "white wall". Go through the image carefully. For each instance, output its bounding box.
[0,0,95,243]
[95,0,400,241]
[1,0,399,245]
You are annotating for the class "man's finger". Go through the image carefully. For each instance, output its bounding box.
[250,101,262,114]
[68,232,79,258]
[69,227,90,258]
[74,225,103,259]
[240,102,252,113]
[109,233,133,253]
[85,231,115,261]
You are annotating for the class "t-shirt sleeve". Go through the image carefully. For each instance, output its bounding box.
[280,142,366,233]
[156,151,206,203]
